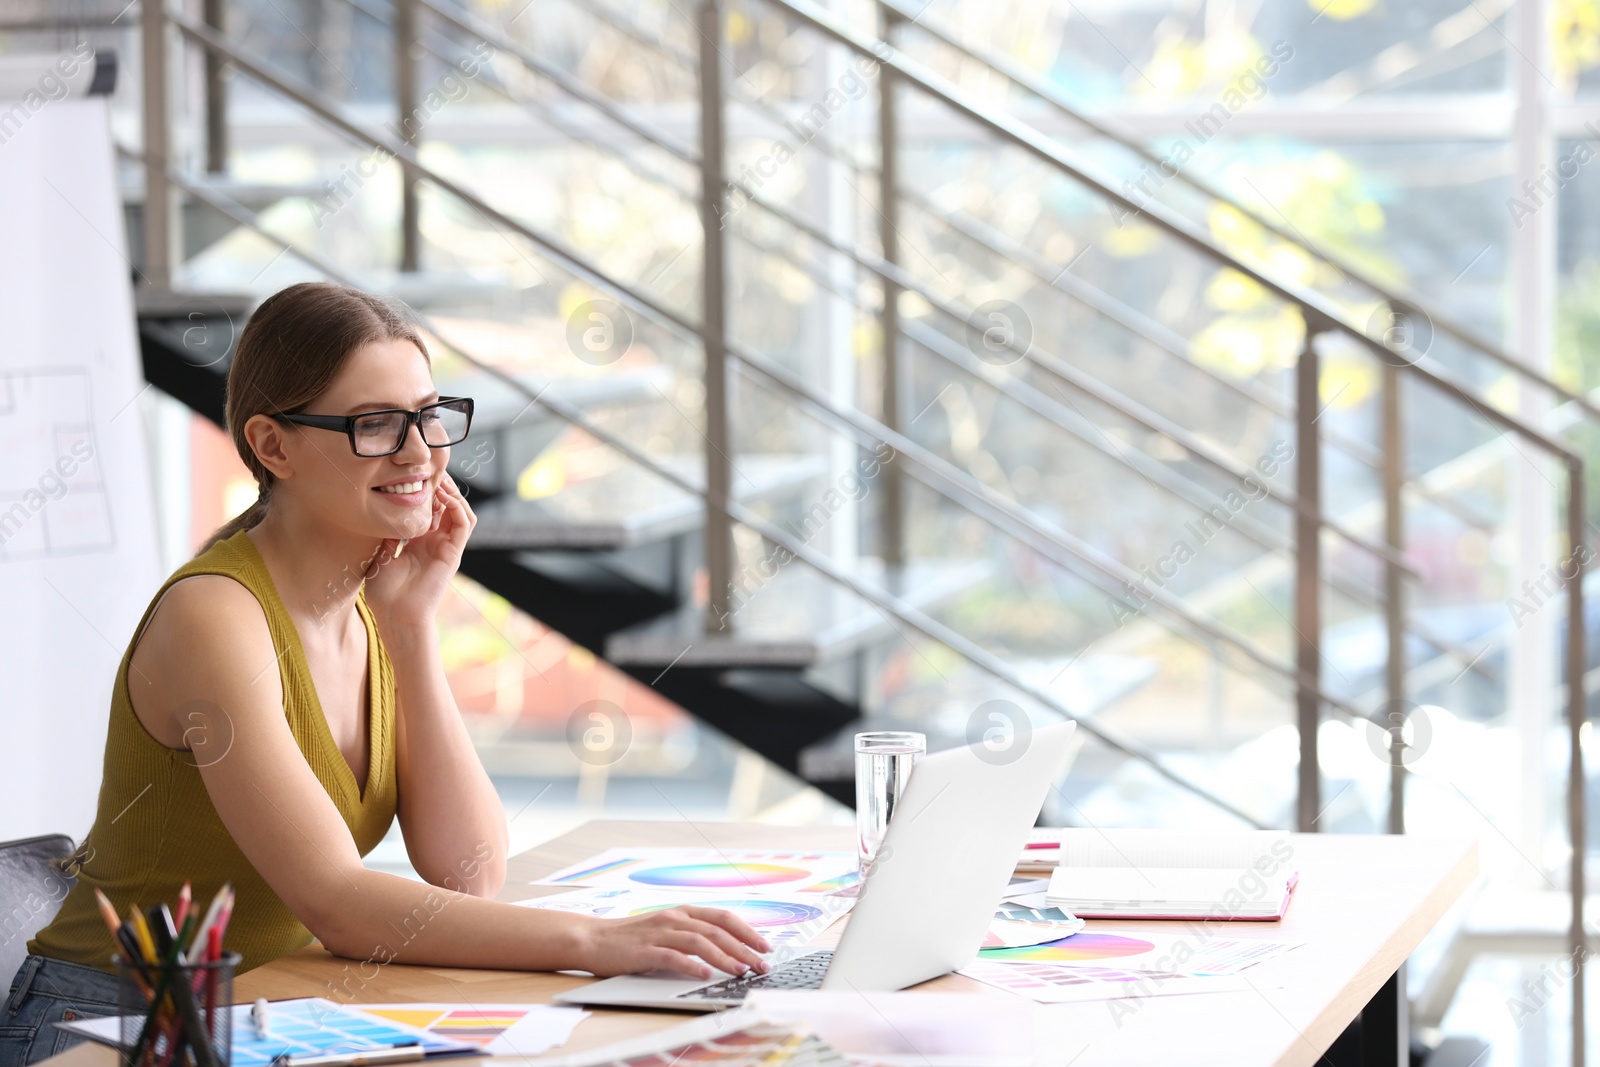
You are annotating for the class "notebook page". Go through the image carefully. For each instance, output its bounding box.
[1055,829,1292,870]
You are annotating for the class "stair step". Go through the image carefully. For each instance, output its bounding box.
[124,176,328,210]
[467,453,826,550]
[604,557,993,669]
[135,290,254,321]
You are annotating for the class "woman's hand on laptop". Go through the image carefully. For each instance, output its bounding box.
[578,905,774,979]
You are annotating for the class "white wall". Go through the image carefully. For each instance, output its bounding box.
[0,93,162,841]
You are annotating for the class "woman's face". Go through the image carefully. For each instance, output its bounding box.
[277,337,447,543]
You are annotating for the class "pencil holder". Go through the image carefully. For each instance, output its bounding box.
[115,951,239,1067]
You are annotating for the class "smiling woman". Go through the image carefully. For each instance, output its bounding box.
[0,283,770,1067]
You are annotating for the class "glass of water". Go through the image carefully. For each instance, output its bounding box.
[855,731,926,878]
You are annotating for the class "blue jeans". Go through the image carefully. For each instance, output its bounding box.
[0,955,121,1067]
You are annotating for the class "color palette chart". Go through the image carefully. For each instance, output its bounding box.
[977,931,1296,973]
[515,887,854,947]
[962,929,1300,1004]
[979,931,1154,962]
[353,1004,588,1057]
[534,847,861,897]
[983,905,1087,948]
[57,998,478,1067]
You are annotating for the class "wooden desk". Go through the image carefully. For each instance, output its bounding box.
[42,821,1476,1067]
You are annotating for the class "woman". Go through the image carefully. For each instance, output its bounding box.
[3,282,768,1067]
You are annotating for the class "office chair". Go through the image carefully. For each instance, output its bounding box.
[0,835,78,988]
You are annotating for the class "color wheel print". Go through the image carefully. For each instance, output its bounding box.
[630,899,825,927]
[627,862,809,887]
[978,932,1154,961]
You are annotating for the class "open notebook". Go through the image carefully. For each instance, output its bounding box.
[1043,829,1298,920]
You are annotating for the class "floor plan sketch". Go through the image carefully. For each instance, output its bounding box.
[0,367,115,561]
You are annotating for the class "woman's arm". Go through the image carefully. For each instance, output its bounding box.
[385,620,508,896]
[132,575,771,978]
[360,473,506,895]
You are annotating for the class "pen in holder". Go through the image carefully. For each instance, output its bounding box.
[115,951,239,1067]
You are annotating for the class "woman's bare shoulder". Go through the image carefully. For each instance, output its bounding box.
[128,573,281,747]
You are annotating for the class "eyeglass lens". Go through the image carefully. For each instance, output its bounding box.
[351,400,470,456]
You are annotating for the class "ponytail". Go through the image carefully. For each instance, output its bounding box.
[197,486,270,555]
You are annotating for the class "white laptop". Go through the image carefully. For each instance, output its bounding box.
[553,719,1079,1012]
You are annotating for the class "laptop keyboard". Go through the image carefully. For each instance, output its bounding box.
[679,949,835,1001]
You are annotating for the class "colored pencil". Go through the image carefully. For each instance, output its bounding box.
[92,889,121,941]
[172,883,191,932]
[210,887,234,945]
[128,907,157,963]
[185,885,229,964]
[204,924,222,1032]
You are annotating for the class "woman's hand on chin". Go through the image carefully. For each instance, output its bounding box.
[361,472,476,631]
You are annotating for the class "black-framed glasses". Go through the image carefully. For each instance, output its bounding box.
[276,396,474,458]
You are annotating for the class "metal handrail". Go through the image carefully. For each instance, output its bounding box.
[377,0,1491,686]
[367,0,1492,675]
[718,169,1419,576]
[143,147,1269,829]
[899,191,1387,462]
[416,0,700,163]
[409,0,1484,601]
[533,0,1403,491]
[475,0,1543,560]
[728,216,1495,687]
[337,0,695,204]
[406,0,1415,568]
[875,0,1600,428]
[904,193,1512,536]
[165,7,1404,726]
[761,0,1583,460]
[426,0,1499,600]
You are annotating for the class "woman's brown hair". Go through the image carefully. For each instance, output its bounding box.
[198,282,429,554]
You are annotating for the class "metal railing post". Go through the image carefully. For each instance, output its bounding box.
[699,0,734,631]
[141,0,173,288]
[1382,359,1406,834]
[1566,461,1588,1067]
[1296,314,1328,832]
[395,0,420,272]
[877,2,905,572]
[202,0,227,174]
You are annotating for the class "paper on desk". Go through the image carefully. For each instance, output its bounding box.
[960,929,1300,1004]
[747,990,1034,1067]
[531,847,861,896]
[975,929,1299,974]
[958,958,1253,1004]
[352,1004,587,1057]
[524,1009,848,1066]
[514,887,854,947]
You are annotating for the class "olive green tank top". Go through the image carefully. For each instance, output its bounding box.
[29,530,398,974]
